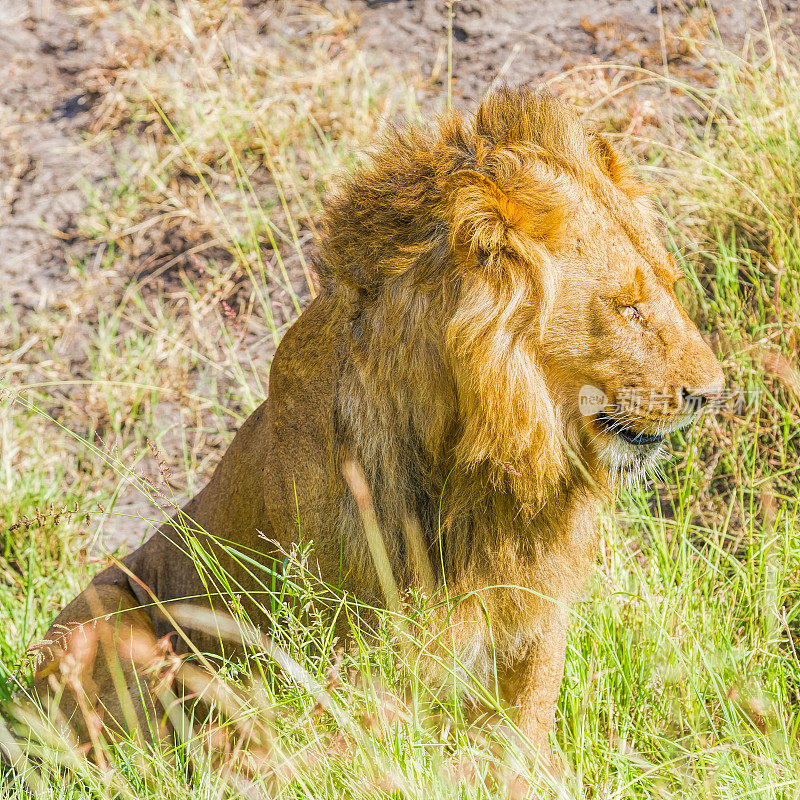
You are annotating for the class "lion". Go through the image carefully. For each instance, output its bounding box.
[32,86,723,761]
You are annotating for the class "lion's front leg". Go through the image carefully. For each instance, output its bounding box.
[497,606,568,764]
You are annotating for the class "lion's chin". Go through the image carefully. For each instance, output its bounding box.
[587,410,700,481]
[596,436,665,481]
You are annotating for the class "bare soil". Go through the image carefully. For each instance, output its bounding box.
[353,0,766,103]
[0,1,115,311]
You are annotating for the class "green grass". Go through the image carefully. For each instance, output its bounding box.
[2,3,800,798]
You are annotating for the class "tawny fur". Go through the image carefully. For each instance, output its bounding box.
[32,86,724,760]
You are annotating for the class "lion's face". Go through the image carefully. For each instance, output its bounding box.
[539,186,724,477]
[323,86,724,498]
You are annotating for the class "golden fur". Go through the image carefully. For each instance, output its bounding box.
[33,86,724,760]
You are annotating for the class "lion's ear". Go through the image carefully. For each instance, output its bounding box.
[444,169,565,257]
[593,134,654,205]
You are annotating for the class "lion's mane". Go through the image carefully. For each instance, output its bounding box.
[313,88,647,601]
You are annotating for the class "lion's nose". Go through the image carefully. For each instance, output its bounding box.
[681,383,723,411]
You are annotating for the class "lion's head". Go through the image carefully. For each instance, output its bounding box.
[319,86,724,507]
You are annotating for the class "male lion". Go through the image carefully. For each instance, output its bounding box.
[33,86,723,760]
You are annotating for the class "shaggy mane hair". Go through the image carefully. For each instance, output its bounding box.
[315,86,646,609]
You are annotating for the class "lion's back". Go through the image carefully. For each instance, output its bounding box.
[260,291,345,550]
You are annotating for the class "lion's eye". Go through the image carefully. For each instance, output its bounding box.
[622,305,645,323]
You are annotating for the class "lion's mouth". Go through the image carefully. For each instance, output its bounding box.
[593,411,665,446]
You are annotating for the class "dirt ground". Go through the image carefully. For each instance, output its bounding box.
[1,0,795,312]
[1,2,111,312]
[354,0,766,102]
